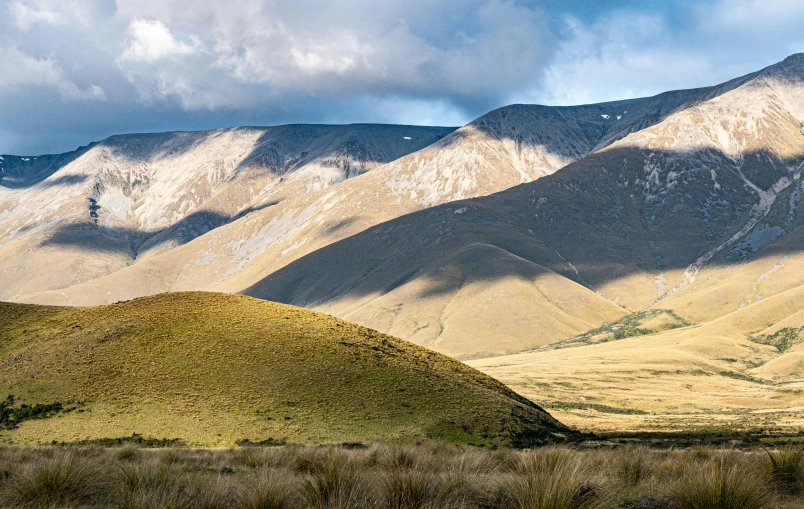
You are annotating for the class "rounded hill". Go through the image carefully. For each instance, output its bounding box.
[0,292,570,446]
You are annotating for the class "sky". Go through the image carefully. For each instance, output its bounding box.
[1,0,803,155]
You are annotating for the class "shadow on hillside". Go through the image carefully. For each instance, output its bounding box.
[39,200,284,259]
[35,196,368,263]
[0,146,92,189]
[240,141,804,310]
[229,123,456,177]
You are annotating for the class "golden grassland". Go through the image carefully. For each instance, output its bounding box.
[0,292,568,447]
[470,298,804,434]
[2,442,804,508]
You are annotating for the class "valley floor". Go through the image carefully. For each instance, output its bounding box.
[469,311,804,435]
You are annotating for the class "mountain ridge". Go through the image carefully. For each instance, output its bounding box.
[12,68,764,316]
[0,124,455,299]
[239,53,804,358]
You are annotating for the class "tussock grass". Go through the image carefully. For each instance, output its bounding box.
[0,443,799,508]
[5,452,103,507]
[505,448,602,509]
[615,445,652,487]
[235,470,296,509]
[670,455,772,509]
[765,445,804,494]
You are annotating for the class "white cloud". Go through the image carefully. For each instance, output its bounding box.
[9,1,65,31]
[111,0,553,110]
[2,0,804,155]
[517,0,804,107]
[0,46,106,101]
[120,19,197,63]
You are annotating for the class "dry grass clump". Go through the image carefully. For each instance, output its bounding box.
[504,448,602,509]
[235,470,297,509]
[5,452,104,507]
[765,444,804,495]
[0,442,802,508]
[614,445,653,487]
[669,454,772,509]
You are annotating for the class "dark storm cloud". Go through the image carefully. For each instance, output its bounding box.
[1,0,803,154]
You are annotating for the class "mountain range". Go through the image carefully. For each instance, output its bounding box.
[5,54,804,432]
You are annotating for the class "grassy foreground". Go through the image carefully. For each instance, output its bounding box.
[1,443,804,508]
[0,292,568,447]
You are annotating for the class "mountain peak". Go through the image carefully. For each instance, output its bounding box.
[763,52,804,79]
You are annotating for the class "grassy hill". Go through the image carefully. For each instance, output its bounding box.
[0,292,570,446]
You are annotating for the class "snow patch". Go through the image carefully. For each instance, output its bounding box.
[403,136,412,140]
[454,207,467,214]
[601,114,610,119]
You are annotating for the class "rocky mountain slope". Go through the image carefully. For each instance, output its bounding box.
[0,124,454,299]
[15,76,747,323]
[0,292,570,446]
[241,54,804,361]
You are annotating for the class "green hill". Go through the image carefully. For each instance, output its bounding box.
[0,292,570,446]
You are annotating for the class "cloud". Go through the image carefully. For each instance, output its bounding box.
[120,19,198,63]
[9,1,65,30]
[525,14,717,106]
[0,45,106,101]
[111,0,553,111]
[1,0,803,155]
[518,0,804,107]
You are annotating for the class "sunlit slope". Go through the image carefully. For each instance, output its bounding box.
[244,54,804,359]
[0,292,569,446]
[21,82,743,315]
[470,285,804,433]
[0,124,454,300]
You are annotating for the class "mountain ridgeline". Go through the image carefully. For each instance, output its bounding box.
[243,54,804,359]
[5,56,804,431]
[0,124,455,300]
[6,65,758,318]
